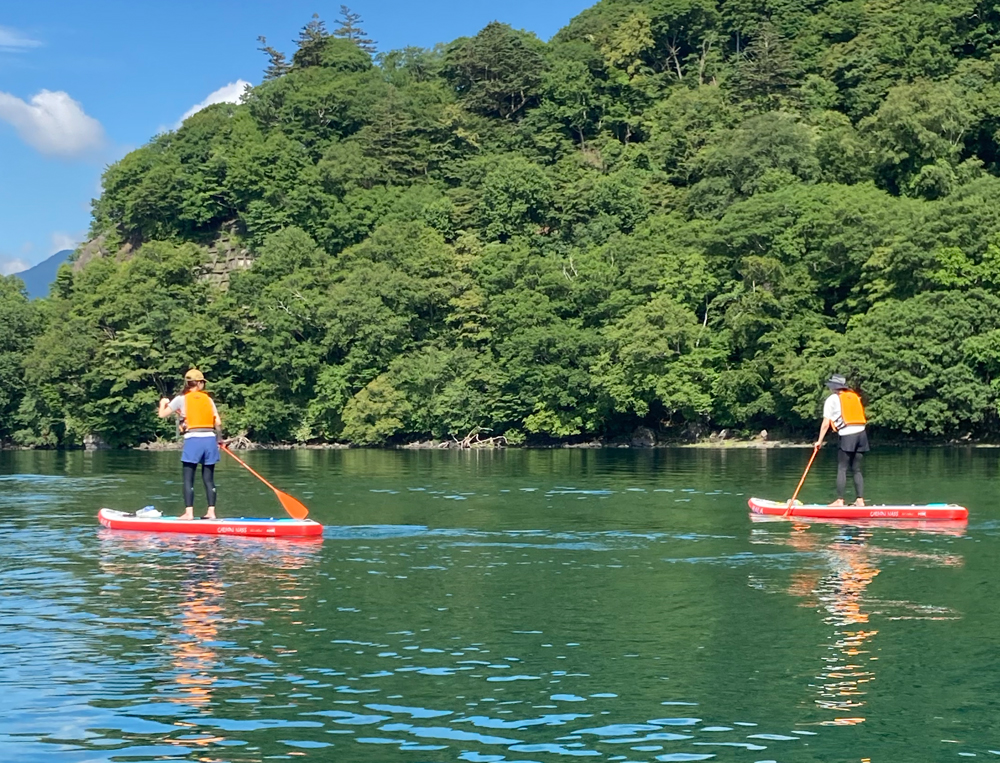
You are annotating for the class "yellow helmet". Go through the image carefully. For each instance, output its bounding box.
[184,368,206,382]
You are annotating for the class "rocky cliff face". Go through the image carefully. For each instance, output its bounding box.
[75,229,252,288]
[73,234,126,273]
[199,230,253,287]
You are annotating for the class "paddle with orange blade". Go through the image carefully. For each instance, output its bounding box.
[784,444,820,517]
[221,445,309,520]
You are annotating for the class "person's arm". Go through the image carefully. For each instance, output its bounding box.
[816,393,838,447]
[816,417,832,448]
[158,397,174,419]
[212,401,224,444]
[158,396,183,420]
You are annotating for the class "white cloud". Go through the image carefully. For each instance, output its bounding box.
[0,25,41,53]
[0,89,106,157]
[50,231,83,254]
[0,256,30,276]
[178,80,252,126]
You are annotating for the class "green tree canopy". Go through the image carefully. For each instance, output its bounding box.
[21,2,1000,447]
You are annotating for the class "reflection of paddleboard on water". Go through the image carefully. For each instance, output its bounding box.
[98,508,323,537]
[748,497,968,521]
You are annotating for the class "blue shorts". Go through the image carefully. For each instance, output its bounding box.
[181,436,220,465]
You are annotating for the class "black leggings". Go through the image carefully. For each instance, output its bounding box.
[837,450,864,500]
[182,462,217,508]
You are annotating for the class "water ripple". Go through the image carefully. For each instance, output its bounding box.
[0,450,986,761]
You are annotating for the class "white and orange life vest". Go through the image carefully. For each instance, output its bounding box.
[184,390,216,430]
[832,390,866,431]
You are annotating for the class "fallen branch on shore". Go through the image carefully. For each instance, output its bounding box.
[437,428,507,449]
[225,434,256,450]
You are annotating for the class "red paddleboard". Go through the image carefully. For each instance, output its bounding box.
[98,508,323,537]
[747,497,968,521]
[749,513,966,536]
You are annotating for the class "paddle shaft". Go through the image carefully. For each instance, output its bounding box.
[786,445,820,515]
[222,445,284,497]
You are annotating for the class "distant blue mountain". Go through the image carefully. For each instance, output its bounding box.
[15,249,73,299]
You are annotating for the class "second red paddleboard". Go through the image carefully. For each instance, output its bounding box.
[748,497,967,521]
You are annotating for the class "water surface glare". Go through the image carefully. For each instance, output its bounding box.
[1,448,998,761]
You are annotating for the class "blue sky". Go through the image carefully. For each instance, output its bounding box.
[0,0,592,274]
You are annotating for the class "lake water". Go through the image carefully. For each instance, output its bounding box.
[1,447,998,762]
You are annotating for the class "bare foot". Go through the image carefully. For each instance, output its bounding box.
[204,507,217,520]
[179,509,194,520]
[828,498,845,507]
[854,498,866,507]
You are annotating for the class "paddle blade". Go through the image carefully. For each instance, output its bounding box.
[277,489,309,520]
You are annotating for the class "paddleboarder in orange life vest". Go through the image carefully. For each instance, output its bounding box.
[157,369,222,520]
[815,374,869,507]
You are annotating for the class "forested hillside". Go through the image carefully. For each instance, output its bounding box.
[7,1,1000,447]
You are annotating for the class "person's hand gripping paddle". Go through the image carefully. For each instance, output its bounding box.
[784,444,820,517]
[221,445,309,520]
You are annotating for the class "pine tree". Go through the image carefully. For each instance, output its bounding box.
[256,35,291,80]
[293,13,330,68]
[298,13,328,45]
[334,5,377,54]
[735,21,798,102]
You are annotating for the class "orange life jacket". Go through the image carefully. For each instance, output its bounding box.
[184,390,216,430]
[833,390,866,431]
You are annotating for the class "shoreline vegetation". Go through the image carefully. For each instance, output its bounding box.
[6,4,1000,451]
[4,431,998,451]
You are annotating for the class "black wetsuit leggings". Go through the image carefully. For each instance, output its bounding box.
[182,462,217,508]
[837,450,864,501]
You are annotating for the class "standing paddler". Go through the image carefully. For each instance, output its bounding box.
[815,374,868,507]
[157,369,222,520]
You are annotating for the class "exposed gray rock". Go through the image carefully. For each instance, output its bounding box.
[83,434,109,450]
[198,229,253,288]
[73,235,134,272]
[631,426,656,448]
[76,228,253,289]
[709,428,730,443]
[73,235,110,272]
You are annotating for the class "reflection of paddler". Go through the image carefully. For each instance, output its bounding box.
[812,532,879,722]
[779,524,880,723]
[756,521,962,726]
[784,523,823,604]
[819,530,879,630]
[171,577,224,707]
[162,572,230,747]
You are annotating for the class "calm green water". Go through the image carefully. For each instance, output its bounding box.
[1,447,998,763]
